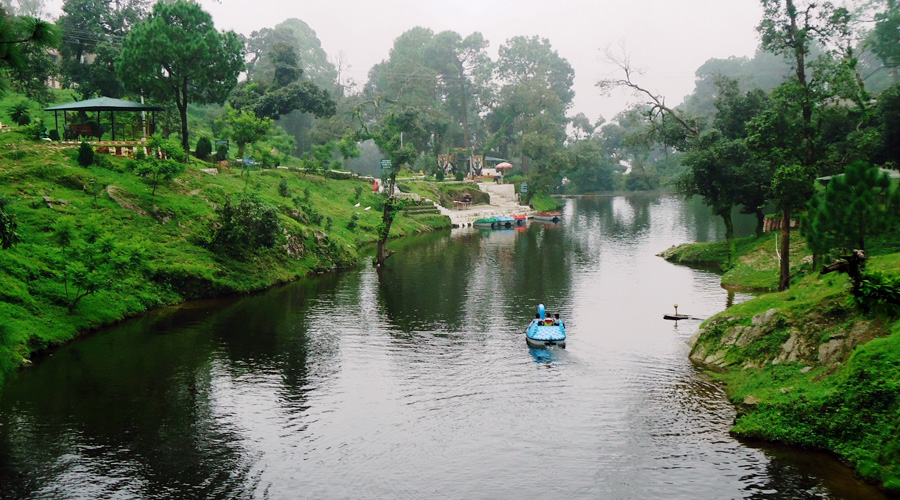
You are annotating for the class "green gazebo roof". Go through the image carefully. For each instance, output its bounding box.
[44,97,163,112]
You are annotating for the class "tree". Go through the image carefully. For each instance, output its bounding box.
[131,135,186,196]
[804,162,900,257]
[771,163,816,290]
[679,131,747,264]
[870,0,900,83]
[53,218,145,313]
[278,177,290,200]
[223,105,272,160]
[757,0,855,289]
[0,6,57,97]
[336,134,360,170]
[0,195,19,249]
[117,0,243,153]
[371,116,417,267]
[879,84,900,166]
[56,0,146,99]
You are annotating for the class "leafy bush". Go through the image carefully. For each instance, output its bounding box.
[208,196,281,256]
[347,213,359,231]
[215,143,228,161]
[435,170,445,182]
[455,170,465,181]
[77,142,94,167]
[48,129,60,141]
[195,137,213,159]
[0,196,20,249]
[9,99,32,125]
[853,272,900,314]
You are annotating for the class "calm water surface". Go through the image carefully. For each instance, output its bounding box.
[0,194,888,499]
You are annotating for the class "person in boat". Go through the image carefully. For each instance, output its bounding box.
[461,194,472,203]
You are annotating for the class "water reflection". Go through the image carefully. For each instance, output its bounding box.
[0,194,888,499]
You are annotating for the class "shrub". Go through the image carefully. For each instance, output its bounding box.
[853,272,900,314]
[77,142,94,167]
[9,100,31,126]
[215,143,228,161]
[48,129,60,141]
[195,137,213,160]
[455,170,465,181]
[435,170,445,182]
[347,213,359,230]
[208,196,281,256]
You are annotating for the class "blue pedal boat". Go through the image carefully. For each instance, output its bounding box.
[526,304,566,348]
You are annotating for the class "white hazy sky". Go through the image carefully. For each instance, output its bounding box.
[47,0,767,121]
[196,0,766,122]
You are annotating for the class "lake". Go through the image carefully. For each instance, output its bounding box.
[0,194,887,499]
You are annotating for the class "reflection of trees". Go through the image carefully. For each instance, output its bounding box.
[0,275,347,499]
[375,230,476,333]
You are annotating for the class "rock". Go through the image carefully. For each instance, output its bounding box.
[800,366,812,373]
[743,395,761,405]
[775,329,807,364]
[21,358,33,367]
[200,168,218,176]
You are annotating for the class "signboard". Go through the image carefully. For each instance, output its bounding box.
[520,182,528,194]
[380,159,392,169]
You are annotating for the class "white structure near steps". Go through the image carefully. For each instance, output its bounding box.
[409,182,536,227]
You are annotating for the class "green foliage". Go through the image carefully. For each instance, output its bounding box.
[117,0,244,152]
[454,170,465,181]
[54,218,146,313]
[76,141,94,167]
[346,213,359,231]
[853,272,900,314]
[804,162,900,255]
[223,105,273,159]
[879,84,900,166]
[0,196,20,249]
[0,11,58,98]
[208,196,282,256]
[8,99,32,125]
[195,137,213,159]
[215,143,229,161]
[278,178,290,199]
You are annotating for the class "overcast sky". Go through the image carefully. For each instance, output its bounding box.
[195,0,766,122]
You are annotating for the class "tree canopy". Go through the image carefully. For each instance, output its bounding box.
[117,0,243,152]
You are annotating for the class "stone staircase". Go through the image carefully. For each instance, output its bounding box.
[436,182,536,227]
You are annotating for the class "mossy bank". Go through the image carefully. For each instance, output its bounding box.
[662,234,900,492]
[0,130,452,391]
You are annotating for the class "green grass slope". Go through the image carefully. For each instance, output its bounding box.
[0,129,449,390]
[668,231,900,491]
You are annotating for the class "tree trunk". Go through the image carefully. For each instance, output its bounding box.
[778,207,792,291]
[374,195,397,267]
[179,80,190,154]
[755,209,765,238]
[177,98,189,154]
[724,214,735,267]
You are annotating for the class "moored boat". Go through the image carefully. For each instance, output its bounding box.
[473,217,499,228]
[496,216,515,228]
[533,211,562,223]
[513,214,527,226]
[526,304,566,348]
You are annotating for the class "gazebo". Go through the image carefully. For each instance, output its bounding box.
[44,97,164,142]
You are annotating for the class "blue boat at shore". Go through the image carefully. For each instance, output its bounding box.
[526,304,566,348]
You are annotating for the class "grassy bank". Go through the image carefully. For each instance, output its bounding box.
[665,231,900,491]
[0,129,450,390]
